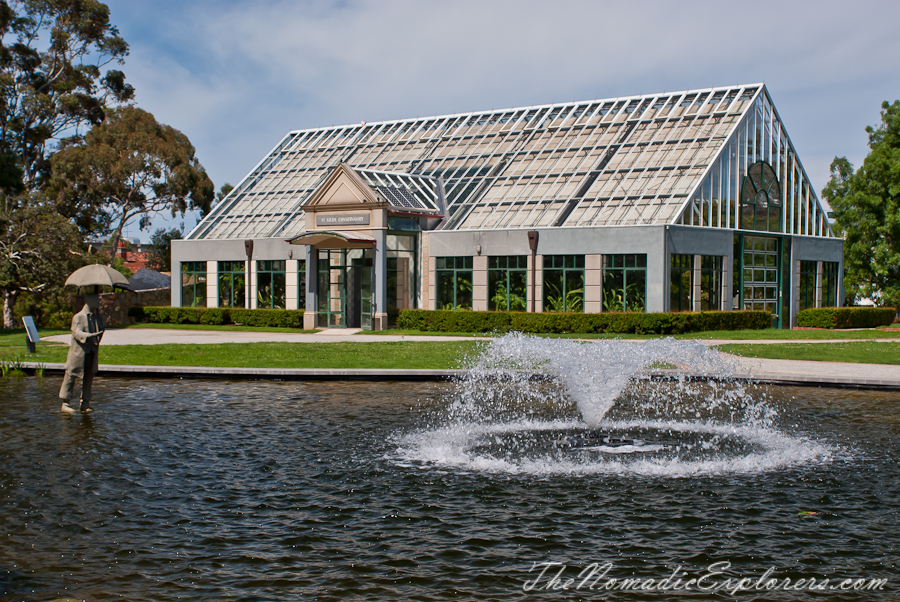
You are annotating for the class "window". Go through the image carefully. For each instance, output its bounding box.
[798,260,817,311]
[181,261,206,308]
[740,161,782,233]
[436,256,472,310]
[257,260,286,309]
[602,254,646,312]
[489,256,528,311]
[543,255,584,312]
[670,254,692,312]
[218,260,245,308]
[822,262,839,307]
[387,234,417,326]
[699,255,722,311]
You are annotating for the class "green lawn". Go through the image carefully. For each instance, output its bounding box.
[6,324,900,369]
[718,341,900,365]
[3,339,481,370]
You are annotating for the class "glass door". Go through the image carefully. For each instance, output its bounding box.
[317,250,346,328]
[316,248,374,329]
[739,235,781,328]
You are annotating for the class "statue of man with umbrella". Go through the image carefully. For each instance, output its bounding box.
[60,264,130,413]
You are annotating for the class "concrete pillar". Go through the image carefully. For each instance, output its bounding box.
[692,254,702,312]
[285,259,300,310]
[791,259,801,328]
[428,255,437,310]
[721,255,729,311]
[206,260,218,308]
[584,254,602,314]
[303,247,318,329]
[249,259,258,309]
[526,254,534,313]
[473,255,488,311]
[171,261,182,306]
[421,232,430,311]
[534,255,544,313]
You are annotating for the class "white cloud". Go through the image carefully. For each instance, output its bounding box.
[108,0,900,239]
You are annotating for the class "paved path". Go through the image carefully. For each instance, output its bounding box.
[38,328,900,389]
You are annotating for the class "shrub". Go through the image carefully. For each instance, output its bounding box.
[230,309,305,328]
[129,306,304,328]
[397,309,771,334]
[796,307,895,329]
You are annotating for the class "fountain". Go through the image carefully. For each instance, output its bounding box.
[394,333,835,477]
[0,335,895,600]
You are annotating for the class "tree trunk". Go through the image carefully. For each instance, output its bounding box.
[108,214,130,267]
[2,290,17,329]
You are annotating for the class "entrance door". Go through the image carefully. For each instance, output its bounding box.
[316,248,374,329]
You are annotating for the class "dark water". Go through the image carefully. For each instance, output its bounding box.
[0,376,897,601]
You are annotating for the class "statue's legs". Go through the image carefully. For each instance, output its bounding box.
[59,370,78,401]
[79,351,96,412]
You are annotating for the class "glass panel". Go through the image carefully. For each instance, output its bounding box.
[543,270,565,312]
[602,270,625,312]
[625,269,645,312]
[455,272,473,310]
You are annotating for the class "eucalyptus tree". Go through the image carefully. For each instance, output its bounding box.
[51,106,214,261]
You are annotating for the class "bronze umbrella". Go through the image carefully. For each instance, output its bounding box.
[65,264,132,291]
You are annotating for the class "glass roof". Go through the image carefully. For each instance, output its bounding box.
[189,84,833,240]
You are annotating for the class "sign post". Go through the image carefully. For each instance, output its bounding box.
[22,316,39,353]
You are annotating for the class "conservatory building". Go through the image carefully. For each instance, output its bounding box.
[172,83,843,330]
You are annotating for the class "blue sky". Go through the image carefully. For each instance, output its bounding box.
[103,0,900,241]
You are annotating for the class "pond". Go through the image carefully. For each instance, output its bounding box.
[0,337,898,601]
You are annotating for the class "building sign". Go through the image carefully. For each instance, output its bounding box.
[316,213,369,226]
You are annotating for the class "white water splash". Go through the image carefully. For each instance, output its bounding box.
[393,334,838,477]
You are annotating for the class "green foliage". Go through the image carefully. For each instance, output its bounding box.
[130,306,305,328]
[51,106,214,263]
[147,228,182,272]
[544,280,583,313]
[398,309,771,335]
[0,195,85,327]
[796,307,895,329]
[110,256,132,279]
[823,100,900,307]
[13,287,74,329]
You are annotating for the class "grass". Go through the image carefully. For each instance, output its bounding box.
[114,323,320,334]
[0,336,481,370]
[6,323,900,369]
[87,341,481,370]
[718,341,900,365]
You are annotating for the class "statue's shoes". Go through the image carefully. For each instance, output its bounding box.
[60,403,76,414]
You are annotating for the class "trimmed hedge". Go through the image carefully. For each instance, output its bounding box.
[397,309,771,335]
[796,307,895,329]
[128,306,305,328]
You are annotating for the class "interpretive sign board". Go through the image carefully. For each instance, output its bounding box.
[23,315,38,353]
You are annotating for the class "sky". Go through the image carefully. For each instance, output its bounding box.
[102,0,900,241]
